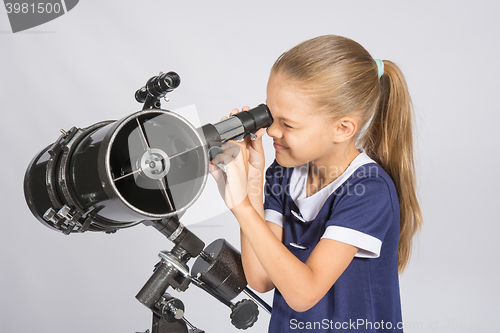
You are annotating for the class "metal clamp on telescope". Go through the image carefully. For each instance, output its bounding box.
[24,71,273,333]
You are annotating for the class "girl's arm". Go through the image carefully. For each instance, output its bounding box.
[240,223,285,293]
[233,199,358,313]
[240,172,284,293]
[241,161,285,293]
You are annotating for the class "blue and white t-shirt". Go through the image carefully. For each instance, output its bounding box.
[264,152,403,332]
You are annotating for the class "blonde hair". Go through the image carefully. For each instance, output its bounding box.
[271,35,422,272]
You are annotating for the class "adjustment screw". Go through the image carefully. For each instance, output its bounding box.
[43,208,58,223]
[57,205,72,219]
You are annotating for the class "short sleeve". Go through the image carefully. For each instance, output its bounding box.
[321,176,395,258]
[263,160,285,228]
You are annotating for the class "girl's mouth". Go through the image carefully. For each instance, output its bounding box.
[273,142,290,150]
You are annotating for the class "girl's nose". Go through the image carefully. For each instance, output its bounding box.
[266,121,282,139]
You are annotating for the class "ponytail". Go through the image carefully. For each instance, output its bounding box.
[360,60,423,272]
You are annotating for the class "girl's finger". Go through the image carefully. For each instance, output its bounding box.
[242,106,250,112]
[217,142,249,171]
[222,145,242,159]
[249,128,266,152]
[209,162,228,198]
[227,141,250,159]
[209,161,225,181]
[220,140,241,152]
[212,151,236,166]
[230,108,240,117]
[254,128,266,140]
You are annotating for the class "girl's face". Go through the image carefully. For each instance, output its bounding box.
[266,73,337,168]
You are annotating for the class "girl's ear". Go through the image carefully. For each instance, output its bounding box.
[331,116,358,143]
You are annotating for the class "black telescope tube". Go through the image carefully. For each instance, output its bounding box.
[204,104,273,144]
[200,104,273,161]
[233,104,273,138]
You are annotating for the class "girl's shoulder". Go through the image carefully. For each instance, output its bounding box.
[336,160,400,220]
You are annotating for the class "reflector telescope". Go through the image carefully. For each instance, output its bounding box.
[23,71,273,332]
[24,104,272,234]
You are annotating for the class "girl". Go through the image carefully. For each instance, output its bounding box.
[209,35,422,332]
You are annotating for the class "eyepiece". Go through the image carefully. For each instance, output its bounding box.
[135,71,181,104]
[247,104,273,131]
[161,72,180,90]
[232,104,273,138]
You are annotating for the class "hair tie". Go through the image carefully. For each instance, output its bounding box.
[374,59,384,78]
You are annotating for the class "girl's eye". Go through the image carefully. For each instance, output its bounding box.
[284,123,293,129]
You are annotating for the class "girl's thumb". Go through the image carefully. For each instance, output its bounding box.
[251,128,266,148]
[253,128,266,141]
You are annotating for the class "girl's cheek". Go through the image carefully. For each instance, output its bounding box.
[285,135,295,147]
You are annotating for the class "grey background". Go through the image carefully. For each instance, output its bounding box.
[1,1,499,332]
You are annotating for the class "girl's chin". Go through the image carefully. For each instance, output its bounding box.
[275,155,300,168]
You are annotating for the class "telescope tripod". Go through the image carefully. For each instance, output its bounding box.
[136,216,271,333]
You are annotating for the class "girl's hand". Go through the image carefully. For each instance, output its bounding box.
[221,107,267,196]
[209,139,251,212]
[208,107,266,211]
